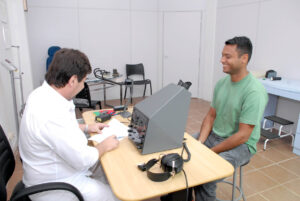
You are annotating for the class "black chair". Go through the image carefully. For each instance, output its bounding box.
[0,124,84,201]
[124,63,152,103]
[74,82,102,112]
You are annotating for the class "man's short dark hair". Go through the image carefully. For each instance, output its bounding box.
[225,36,253,62]
[45,48,91,88]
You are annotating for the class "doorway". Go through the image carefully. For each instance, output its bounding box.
[162,11,201,97]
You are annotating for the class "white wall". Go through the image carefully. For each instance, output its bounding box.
[0,0,16,147]
[215,0,300,82]
[26,0,218,101]
[26,0,159,101]
[22,0,300,131]
[214,0,300,133]
[0,0,33,150]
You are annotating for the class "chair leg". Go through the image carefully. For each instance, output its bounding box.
[240,166,246,201]
[150,82,152,95]
[130,85,133,104]
[264,139,269,150]
[143,83,147,97]
[120,84,123,105]
[232,169,237,201]
[124,86,128,100]
[291,134,295,147]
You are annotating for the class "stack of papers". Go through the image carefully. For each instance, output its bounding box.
[88,118,128,143]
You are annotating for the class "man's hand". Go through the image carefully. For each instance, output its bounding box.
[95,135,119,157]
[87,123,109,134]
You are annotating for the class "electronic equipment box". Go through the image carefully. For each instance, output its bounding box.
[128,83,191,154]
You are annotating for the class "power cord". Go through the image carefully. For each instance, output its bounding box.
[182,169,189,201]
[181,142,191,201]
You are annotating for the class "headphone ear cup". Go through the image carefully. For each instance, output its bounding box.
[161,153,183,174]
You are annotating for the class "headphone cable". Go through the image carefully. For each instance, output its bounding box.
[182,169,189,201]
[181,142,191,162]
[181,142,191,201]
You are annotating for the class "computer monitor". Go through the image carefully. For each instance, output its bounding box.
[128,83,191,154]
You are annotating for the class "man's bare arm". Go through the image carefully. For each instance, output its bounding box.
[211,123,254,154]
[198,107,216,143]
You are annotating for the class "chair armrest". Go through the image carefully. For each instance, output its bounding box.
[10,181,84,201]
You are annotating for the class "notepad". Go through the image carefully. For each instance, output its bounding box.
[88,118,128,143]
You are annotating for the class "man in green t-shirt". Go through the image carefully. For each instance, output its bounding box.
[193,36,268,201]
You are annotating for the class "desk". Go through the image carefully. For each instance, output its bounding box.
[82,110,234,201]
[86,75,125,107]
[259,78,300,155]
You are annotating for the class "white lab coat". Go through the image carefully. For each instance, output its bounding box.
[19,81,119,201]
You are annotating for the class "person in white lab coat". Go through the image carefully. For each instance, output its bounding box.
[19,48,120,201]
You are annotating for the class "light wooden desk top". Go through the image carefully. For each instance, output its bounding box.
[82,110,234,201]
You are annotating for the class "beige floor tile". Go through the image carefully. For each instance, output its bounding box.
[256,141,266,152]
[187,122,201,134]
[278,158,300,176]
[283,178,300,197]
[243,170,278,195]
[247,194,269,201]
[216,192,228,200]
[249,153,274,169]
[243,163,256,173]
[217,182,236,200]
[262,138,291,150]
[217,181,245,200]
[259,164,299,183]
[261,186,300,201]
[259,147,295,163]
[274,143,299,159]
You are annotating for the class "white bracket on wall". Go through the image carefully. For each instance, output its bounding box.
[0,59,25,134]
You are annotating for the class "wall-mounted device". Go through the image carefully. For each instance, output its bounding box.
[1,59,17,72]
[128,83,191,154]
[0,59,21,132]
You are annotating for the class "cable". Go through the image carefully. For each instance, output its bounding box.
[180,142,191,201]
[182,169,189,201]
[181,142,191,162]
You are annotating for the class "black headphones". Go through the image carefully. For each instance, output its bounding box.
[138,142,191,182]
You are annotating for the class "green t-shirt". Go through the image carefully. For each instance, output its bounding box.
[212,73,268,154]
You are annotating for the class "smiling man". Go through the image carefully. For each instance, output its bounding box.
[192,36,268,201]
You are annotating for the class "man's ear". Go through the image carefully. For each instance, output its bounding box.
[68,75,78,87]
[241,54,249,64]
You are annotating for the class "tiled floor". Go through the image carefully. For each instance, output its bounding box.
[7,98,300,201]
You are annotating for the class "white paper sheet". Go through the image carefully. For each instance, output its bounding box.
[88,118,128,143]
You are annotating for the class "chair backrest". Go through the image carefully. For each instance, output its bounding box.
[126,63,145,80]
[75,82,92,106]
[46,46,61,71]
[0,124,16,201]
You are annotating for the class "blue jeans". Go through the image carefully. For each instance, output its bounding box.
[192,132,252,201]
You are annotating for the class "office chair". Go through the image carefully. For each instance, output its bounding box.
[46,46,61,71]
[0,124,84,201]
[74,82,102,112]
[124,63,152,103]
